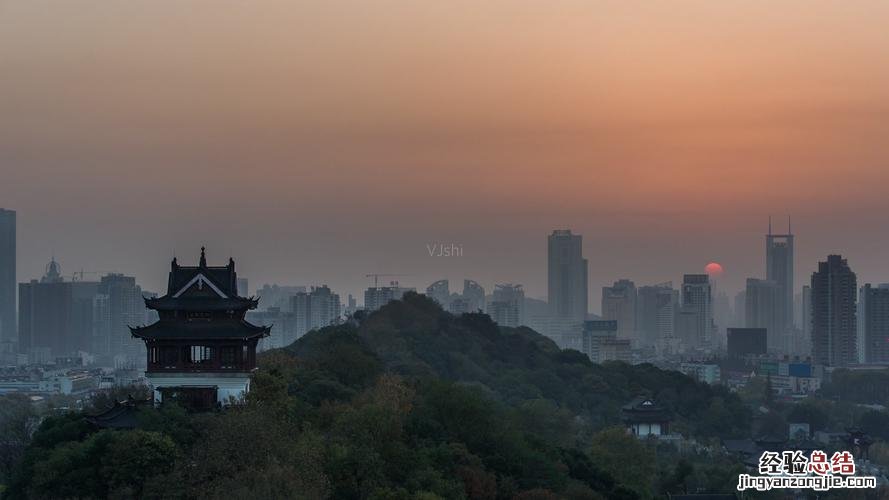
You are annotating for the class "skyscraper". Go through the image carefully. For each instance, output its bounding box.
[602,279,636,342]
[99,273,148,364]
[745,278,782,353]
[0,209,15,342]
[680,274,714,351]
[860,284,889,364]
[425,279,450,307]
[766,218,794,345]
[461,279,486,313]
[637,282,678,351]
[291,285,341,338]
[547,230,588,322]
[801,285,812,356]
[237,277,249,297]
[811,255,857,367]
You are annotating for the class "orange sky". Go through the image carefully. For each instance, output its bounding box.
[3,0,889,304]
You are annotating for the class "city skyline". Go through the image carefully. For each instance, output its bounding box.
[6,215,889,314]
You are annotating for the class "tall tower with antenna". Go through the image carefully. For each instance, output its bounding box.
[766,216,794,353]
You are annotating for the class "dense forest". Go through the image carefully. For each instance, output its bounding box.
[2,293,755,499]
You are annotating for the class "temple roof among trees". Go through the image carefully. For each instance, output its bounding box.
[621,396,672,423]
[85,397,152,429]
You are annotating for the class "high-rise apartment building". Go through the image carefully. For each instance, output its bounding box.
[860,284,889,363]
[425,280,450,307]
[680,274,714,350]
[255,284,307,312]
[291,285,341,338]
[99,273,147,364]
[636,283,678,351]
[461,280,486,313]
[547,230,588,322]
[801,285,812,355]
[811,255,857,367]
[0,209,14,342]
[364,283,415,312]
[487,283,525,327]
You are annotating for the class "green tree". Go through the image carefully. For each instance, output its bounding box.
[0,394,39,482]
[588,427,655,498]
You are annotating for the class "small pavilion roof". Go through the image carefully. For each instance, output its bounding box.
[621,396,672,423]
[85,397,152,429]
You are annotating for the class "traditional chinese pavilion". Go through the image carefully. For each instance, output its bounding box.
[622,397,672,437]
[131,248,270,410]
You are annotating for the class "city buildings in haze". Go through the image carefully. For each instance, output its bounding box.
[744,278,783,353]
[256,284,307,312]
[601,279,637,343]
[291,285,342,337]
[424,279,486,314]
[237,277,249,297]
[365,282,415,312]
[581,320,630,363]
[18,259,99,359]
[487,283,524,327]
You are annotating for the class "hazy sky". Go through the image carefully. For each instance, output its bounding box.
[3,1,889,309]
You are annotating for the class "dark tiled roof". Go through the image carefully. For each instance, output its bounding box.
[723,439,758,455]
[86,398,152,429]
[165,249,238,297]
[131,319,270,340]
[622,396,671,422]
[145,296,259,312]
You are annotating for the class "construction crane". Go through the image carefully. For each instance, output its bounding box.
[365,274,409,288]
[71,270,102,282]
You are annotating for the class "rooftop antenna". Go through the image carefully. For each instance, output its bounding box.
[768,215,772,235]
[788,215,792,235]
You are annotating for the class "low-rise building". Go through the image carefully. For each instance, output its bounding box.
[679,362,721,384]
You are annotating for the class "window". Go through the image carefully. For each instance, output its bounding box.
[189,345,213,365]
[161,347,178,368]
[149,346,159,364]
[220,346,237,368]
